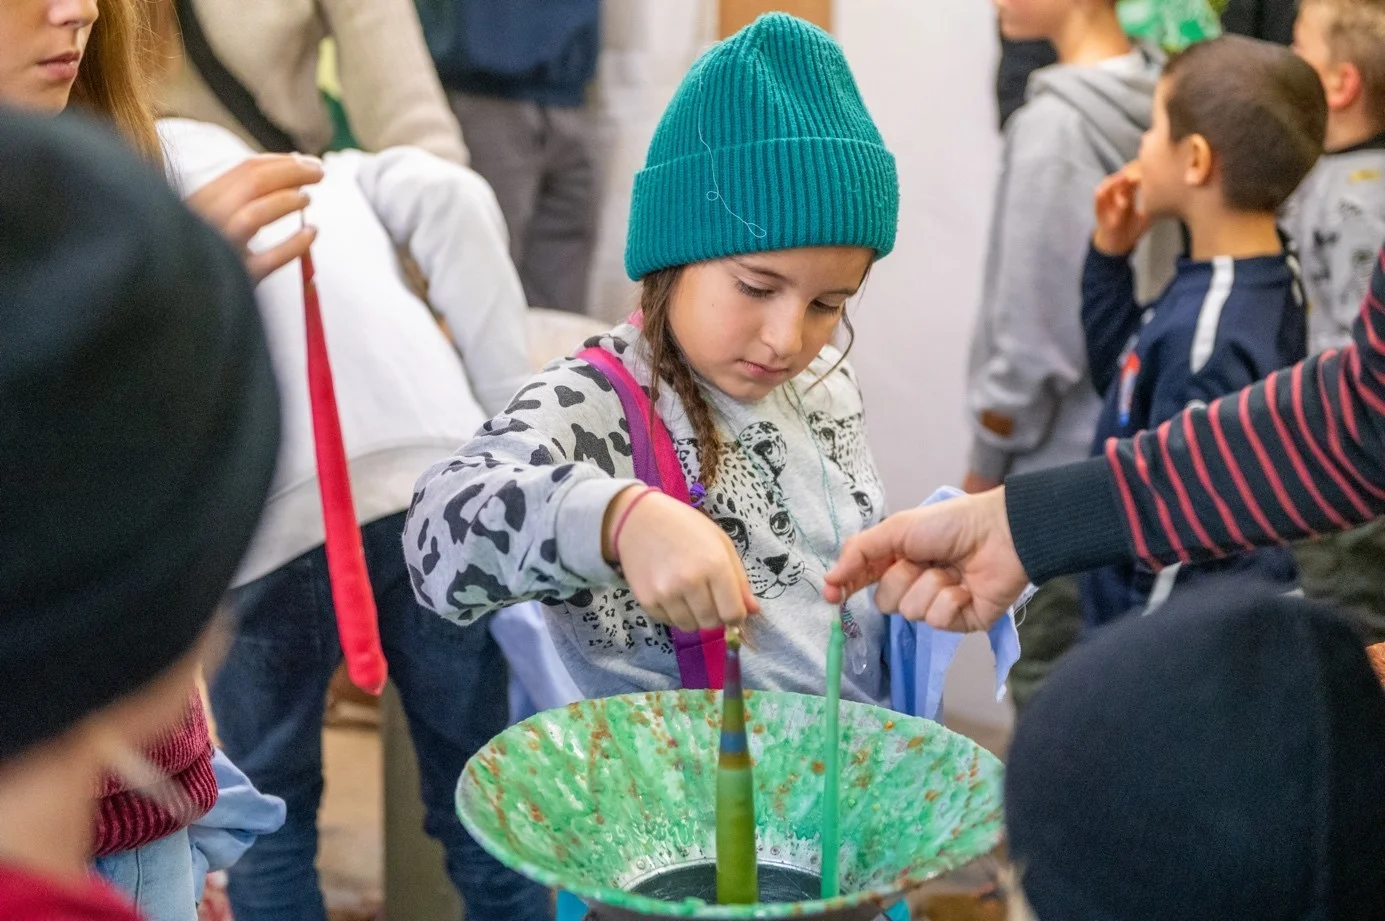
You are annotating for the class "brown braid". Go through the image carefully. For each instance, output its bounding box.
[639,268,725,488]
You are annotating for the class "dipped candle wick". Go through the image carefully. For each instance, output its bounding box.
[716,625,758,904]
[821,615,844,898]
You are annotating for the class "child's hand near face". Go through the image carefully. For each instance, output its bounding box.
[1093,163,1151,257]
[604,488,760,633]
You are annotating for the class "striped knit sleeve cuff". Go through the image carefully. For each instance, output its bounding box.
[1005,458,1133,584]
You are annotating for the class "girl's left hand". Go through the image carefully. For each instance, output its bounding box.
[188,155,324,281]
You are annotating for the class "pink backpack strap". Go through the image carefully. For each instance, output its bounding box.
[578,347,725,689]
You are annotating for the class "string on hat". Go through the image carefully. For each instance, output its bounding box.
[696,69,767,240]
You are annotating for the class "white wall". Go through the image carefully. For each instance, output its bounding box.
[835,3,1011,732]
[591,1,1013,734]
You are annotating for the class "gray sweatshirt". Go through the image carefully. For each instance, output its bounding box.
[1282,133,1385,354]
[967,47,1178,481]
[403,326,889,705]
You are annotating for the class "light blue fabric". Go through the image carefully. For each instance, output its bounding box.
[93,829,198,921]
[888,488,1032,722]
[491,601,584,723]
[187,748,287,900]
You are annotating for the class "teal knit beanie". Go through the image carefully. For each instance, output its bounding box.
[625,13,899,280]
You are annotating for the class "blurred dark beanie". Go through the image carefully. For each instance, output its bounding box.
[1007,581,1385,921]
[0,108,280,760]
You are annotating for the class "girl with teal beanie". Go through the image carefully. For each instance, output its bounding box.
[403,13,901,704]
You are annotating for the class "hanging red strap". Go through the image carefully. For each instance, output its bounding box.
[302,251,388,695]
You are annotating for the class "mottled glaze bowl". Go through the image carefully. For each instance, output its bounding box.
[457,690,1003,920]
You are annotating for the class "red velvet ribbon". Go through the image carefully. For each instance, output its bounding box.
[302,251,388,695]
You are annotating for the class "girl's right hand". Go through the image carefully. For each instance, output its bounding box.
[188,154,325,282]
[1092,163,1150,257]
[604,488,760,632]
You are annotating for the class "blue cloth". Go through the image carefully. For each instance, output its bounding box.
[491,601,583,723]
[416,0,600,107]
[188,749,286,900]
[1080,246,1304,625]
[887,488,1028,722]
[209,512,548,921]
[93,829,198,921]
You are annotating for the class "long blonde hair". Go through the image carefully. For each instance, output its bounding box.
[67,0,161,160]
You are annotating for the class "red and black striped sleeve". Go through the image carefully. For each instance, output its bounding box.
[1006,247,1385,584]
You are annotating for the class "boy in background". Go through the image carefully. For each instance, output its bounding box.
[0,110,279,919]
[1286,0,1385,641]
[1080,36,1325,625]
[967,0,1176,707]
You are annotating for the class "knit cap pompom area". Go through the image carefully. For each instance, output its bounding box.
[625,13,898,280]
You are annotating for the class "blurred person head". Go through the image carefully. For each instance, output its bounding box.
[1293,0,1385,148]
[1005,582,1385,921]
[993,0,1120,44]
[0,107,278,873]
[0,0,159,157]
[1136,35,1326,220]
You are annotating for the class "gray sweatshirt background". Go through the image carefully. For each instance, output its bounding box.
[967,47,1179,481]
[1282,137,1385,354]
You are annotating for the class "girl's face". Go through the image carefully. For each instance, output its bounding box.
[668,245,872,403]
[0,0,97,112]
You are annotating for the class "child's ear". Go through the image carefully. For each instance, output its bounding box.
[1184,134,1214,189]
[1330,61,1364,111]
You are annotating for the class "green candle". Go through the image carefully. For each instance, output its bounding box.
[821,617,844,898]
[716,626,758,904]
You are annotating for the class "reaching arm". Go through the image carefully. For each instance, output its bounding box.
[828,247,1385,633]
[1010,248,1385,583]
[356,147,530,416]
[403,359,642,625]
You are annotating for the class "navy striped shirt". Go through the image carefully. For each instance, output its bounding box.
[1009,246,1385,584]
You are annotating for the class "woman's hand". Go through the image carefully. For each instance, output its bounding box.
[188,155,324,281]
[604,488,760,633]
[1092,163,1150,257]
[825,487,1027,632]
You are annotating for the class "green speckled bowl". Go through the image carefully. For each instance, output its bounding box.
[457,690,1003,920]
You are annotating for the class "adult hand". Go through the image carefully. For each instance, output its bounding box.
[604,487,760,633]
[824,487,1028,632]
[1092,163,1150,257]
[188,155,324,282]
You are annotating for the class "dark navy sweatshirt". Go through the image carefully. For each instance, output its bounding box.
[1079,245,1306,626]
[416,0,600,107]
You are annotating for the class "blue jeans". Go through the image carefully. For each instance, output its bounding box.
[209,512,548,921]
[93,830,197,921]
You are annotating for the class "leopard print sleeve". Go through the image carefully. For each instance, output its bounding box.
[402,357,643,626]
